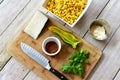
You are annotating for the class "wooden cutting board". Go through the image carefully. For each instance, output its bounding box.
[7,15,102,80]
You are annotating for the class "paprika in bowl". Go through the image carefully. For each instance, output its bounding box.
[42,36,61,56]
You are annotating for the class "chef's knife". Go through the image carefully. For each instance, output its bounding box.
[21,42,67,80]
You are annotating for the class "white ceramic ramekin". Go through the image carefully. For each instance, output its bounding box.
[42,36,61,56]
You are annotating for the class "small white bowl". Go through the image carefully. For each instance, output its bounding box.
[42,36,61,56]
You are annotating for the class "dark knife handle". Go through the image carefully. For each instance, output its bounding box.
[50,67,67,80]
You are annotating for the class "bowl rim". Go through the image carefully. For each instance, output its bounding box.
[89,19,110,40]
[42,36,61,56]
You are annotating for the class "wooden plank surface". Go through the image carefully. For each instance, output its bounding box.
[84,0,120,79]
[90,28,120,80]
[114,69,120,80]
[0,0,30,70]
[0,0,53,79]
[89,25,120,80]
[24,71,42,80]
[0,0,120,80]
[0,0,30,35]
[0,0,46,70]
[0,58,29,80]
[8,15,102,80]
[85,0,120,50]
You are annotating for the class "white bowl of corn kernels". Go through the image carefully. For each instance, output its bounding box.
[42,0,92,27]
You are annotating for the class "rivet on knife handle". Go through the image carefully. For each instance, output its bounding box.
[50,68,67,80]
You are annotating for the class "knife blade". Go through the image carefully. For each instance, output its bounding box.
[21,42,67,80]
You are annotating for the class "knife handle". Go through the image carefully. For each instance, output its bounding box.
[50,68,67,80]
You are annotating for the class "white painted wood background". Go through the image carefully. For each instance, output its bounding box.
[0,0,120,80]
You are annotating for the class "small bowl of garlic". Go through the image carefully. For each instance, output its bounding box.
[89,19,110,40]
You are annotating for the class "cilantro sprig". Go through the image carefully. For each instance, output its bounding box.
[62,49,90,77]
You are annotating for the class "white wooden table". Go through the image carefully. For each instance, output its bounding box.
[0,0,120,80]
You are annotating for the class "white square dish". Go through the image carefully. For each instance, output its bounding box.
[42,0,92,27]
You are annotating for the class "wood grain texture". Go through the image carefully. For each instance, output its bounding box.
[0,58,29,80]
[24,71,42,80]
[114,69,120,80]
[85,0,120,50]
[89,25,120,80]
[0,0,30,35]
[0,0,30,70]
[0,0,52,79]
[0,0,46,72]
[7,15,102,80]
[84,0,120,79]
[0,0,120,80]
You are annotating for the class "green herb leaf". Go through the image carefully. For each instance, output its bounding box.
[62,49,90,77]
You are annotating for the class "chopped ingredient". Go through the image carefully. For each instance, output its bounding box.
[49,26,80,48]
[24,11,48,39]
[62,49,90,77]
[93,26,107,40]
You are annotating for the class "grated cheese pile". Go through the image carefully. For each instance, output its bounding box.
[93,26,107,40]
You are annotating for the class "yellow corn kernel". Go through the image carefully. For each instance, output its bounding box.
[46,0,87,24]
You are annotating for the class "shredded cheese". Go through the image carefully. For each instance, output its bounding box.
[93,26,107,40]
